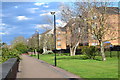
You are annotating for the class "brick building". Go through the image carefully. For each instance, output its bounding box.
[40,27,67,50]
[89,7,120,46]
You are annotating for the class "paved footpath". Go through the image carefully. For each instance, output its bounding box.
[17,55,84,79]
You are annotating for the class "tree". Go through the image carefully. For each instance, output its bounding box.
[0,42,7,48]
[60,1,118,61]
[40,30,54,53]
[60,3,88,56]
[11,36,26,44]
[75,2,118,61]
[13,42,28,54]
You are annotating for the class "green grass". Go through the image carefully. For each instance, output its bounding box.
[30,51,119,79]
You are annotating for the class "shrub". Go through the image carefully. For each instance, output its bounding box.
[2,48,21,63]
[81,46,98,59]
[13,42,28,54]
[27,48,35,52]
[38,49,43,54]
[59,53,69,56]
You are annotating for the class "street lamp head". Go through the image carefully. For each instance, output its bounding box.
[50,12,55,15]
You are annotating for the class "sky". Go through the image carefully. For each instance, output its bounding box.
[0,1,119,45]
[1,2,67,45]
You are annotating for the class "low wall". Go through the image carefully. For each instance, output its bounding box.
[2,58,19,80]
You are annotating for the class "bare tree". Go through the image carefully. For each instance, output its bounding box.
[76,2,118,61]
[60,4,88,56]
[40,32,54,53]
[40,16,54,52]
[11,36,26,48]
[60,1,119,60]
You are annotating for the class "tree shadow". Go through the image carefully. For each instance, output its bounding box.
[57,56,88,60]
[56,56,102,61]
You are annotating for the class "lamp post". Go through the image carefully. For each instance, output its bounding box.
[51,11,57,66]
[36,30,40,59]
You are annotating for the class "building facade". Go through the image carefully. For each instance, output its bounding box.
[89,7,120,46]
[40,27,67,50]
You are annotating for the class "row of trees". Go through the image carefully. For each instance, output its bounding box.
[26,32,54,54]
[60,1,118,61]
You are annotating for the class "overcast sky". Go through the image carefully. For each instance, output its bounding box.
[1,1,119,45]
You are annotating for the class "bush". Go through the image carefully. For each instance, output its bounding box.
[81,46,98,59]
[42,50,54,54]
[27,48,35,52]
[13,42,28,54]
[2,48,21,63]
[38,49,43,54]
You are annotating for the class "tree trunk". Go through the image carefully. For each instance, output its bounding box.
[43,46,47,53]
[70,47,74,56]
[70,42,79,56]
[100,41,106,61]
[35,49,37,55]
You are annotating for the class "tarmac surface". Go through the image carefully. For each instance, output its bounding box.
[17,55,84,80]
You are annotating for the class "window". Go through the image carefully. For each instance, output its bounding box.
[57,32,61,35]
[57,38,61,41]
[57,42,61,46]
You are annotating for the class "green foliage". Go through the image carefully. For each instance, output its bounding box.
[81,46,98,59]
[59,53,70,56]
[13,42,28,54]
[2,48,21,63]
[27,47,35,52]
[38,49,43,54]
[30,54,36,57]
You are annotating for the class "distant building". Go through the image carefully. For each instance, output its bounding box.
[40,27,67,50]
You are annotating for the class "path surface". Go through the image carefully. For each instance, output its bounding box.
[17,55,83,79]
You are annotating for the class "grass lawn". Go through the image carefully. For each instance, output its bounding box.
[30,51,119,79]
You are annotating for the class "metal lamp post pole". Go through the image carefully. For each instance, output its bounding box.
[51,12,57,66]
[36,30,40,59]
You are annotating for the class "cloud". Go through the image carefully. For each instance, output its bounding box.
[39,12,51,16]
[0,23,6,26]
[43,5,49,8]
[0,13,4,17]
[34,2,45,6]
[35,24,52,29]
[41,10,47,12]
[0,23,17,35]
[5,26,17,35]
[14,6,18,8]
[56,19,66,27]
[27,8,39,13]
[0,32,8,35]
[16,16,31,21]
[0,23,7,32]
